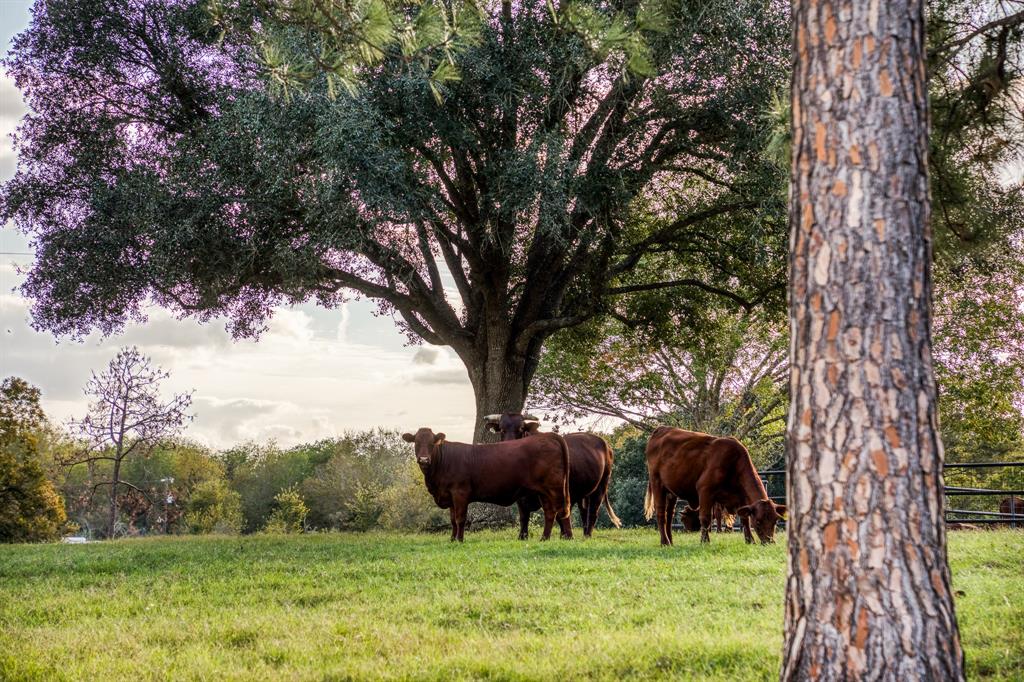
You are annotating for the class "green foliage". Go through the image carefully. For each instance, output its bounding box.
[0,378,67,543]
[185,479,243,534]
[60,439,225,537]
[533,308,787,466]
[932,239,1024,464]
[263,486,308,533]
[0,531,1020,679]
[605,436,651,528]
[216,0,675,102]
[0,447,67,544]
[0,377,45,439]
[4,0,791,432]
[229,443,318,532]
[214,0,487,102]
[297,429,408,530]
[377,459,449,531]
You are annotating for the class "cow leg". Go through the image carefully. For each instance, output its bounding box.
[449,508,458,542]
[651,484,671,546]
[714,505,723,533]
[741,514,754,544]
[584,494,600,537]
[453,499,468,543]
[698,503,713,544]
[540,500,556,541]
[659,491,675,544]
[517,500,531,541]
[558,509,574,540]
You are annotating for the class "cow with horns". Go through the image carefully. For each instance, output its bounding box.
[403,427,573,542]
[482,412,621,539]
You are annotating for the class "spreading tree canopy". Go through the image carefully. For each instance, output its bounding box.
[1,0,789,438]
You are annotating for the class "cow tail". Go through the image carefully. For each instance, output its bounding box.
[644,479,655,521]
[604,493,622,529]
[559,435,571,520]
[601,442,622,528]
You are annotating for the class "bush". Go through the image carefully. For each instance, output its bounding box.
[185,479,243,534]
[263,486,308,533]
[378,461,449,531]
[605,436,651,528]
[299,430,409,530]
[0,377,67,543]
[0,446,67,543]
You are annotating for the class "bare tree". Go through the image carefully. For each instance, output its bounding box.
[66,348,192,539]
[783,0,964,677]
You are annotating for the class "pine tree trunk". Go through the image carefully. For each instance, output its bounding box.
[782,0,964,678]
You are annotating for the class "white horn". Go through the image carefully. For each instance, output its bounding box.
[483,414,501,422]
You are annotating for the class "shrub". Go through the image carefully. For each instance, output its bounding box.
[185,479,243,534]
[0,446,67,543]
[378,461,448,531]
[263,486,308,533]
[0,377,67,543]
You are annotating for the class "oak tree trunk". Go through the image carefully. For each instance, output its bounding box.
[782,0,964,678]
[465,336,533,444]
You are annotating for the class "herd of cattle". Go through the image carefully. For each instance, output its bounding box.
[402,412,787,544]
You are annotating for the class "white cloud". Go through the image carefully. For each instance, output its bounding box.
[412,347,439,365]
[0,267,476,447]
[0,75,26,182]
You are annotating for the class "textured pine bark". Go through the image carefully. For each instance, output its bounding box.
[782,0,965,678]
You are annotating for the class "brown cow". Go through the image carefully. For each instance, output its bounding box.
[403,427,572,542]
[644,426,786,544]
[1001,496,1023,523]
[679,503,735,533]
[484,412,621,538]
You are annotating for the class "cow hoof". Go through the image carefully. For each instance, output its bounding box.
[518,534,529,541]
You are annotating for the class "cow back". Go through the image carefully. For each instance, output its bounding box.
[427,434,569,507]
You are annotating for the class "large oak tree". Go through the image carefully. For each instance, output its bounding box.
[1,0,788,440]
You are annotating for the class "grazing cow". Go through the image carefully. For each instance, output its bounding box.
[483,412,621,538]
[403,427,572,542]
[644,426,786,544]
[679,503,735,533]
[1001,496,1023,524]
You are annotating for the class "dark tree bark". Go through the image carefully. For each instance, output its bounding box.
[782,0,964,678]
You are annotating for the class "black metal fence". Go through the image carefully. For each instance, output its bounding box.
[757,461,1024,527]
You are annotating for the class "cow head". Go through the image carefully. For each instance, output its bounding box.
[737,500,787,544]
[679,505,701,531]
[482,412,541,441]
[402,428,446,467]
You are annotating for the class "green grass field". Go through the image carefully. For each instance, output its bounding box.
[1,529,1022,681]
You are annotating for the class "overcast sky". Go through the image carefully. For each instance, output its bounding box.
[0,0,493,447]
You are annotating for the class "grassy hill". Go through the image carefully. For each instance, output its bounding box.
[1,529,1021,680]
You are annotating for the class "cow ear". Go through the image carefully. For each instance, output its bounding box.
[402,433,416,443]
[524,422,541,434]
[737,505,753,519]
[774,503,788,519]
[433,432,446,444]
[485,422,500,433]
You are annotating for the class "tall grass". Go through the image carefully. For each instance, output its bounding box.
[1,529,1021,680]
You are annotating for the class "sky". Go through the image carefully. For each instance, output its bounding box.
[0,0,489,447]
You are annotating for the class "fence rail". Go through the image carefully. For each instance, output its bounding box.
[752,462,1024,528]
